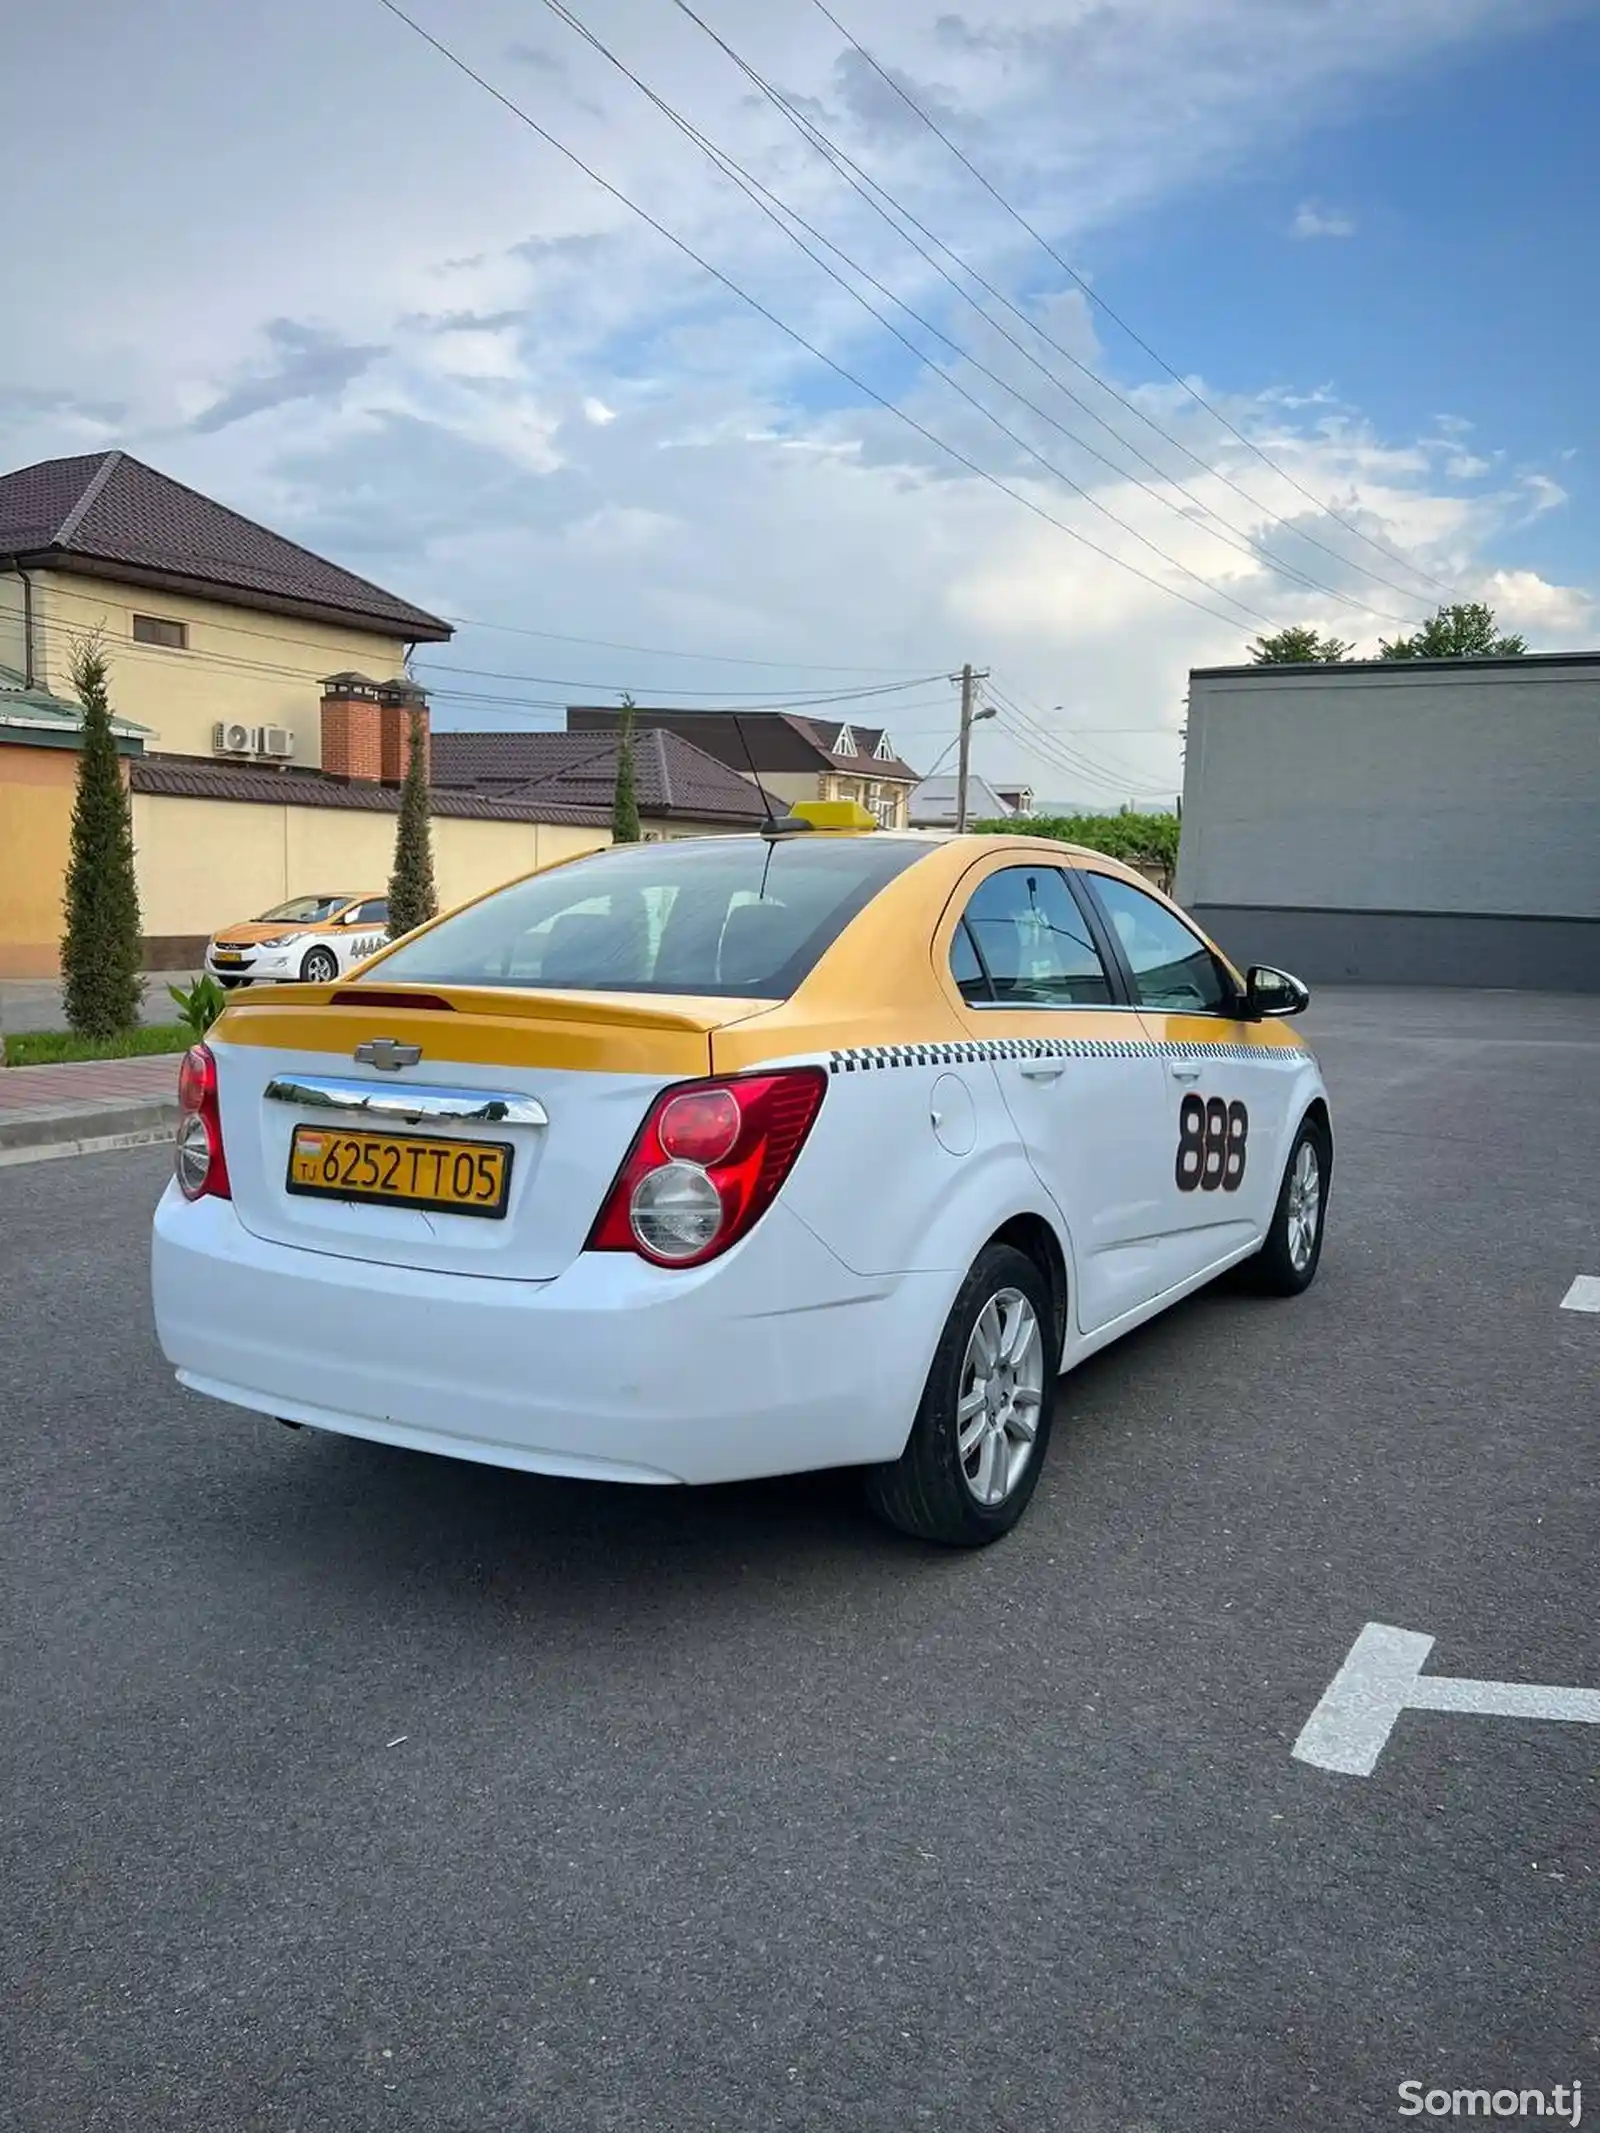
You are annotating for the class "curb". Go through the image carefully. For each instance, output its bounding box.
[0,1099,178,1165]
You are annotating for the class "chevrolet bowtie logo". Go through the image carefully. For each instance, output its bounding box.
[354,1038,423,1071]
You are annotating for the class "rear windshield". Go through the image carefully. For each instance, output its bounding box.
[365,835,929,999]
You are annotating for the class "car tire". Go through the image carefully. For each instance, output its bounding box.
[300,946,339,985]
[863,1242,1058,1548]
[215,974,247,990]
[1242,1114,1330,1297]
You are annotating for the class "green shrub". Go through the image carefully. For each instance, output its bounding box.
[168,974,228,1042]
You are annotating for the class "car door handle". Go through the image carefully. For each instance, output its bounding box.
[1171,1064,1203,1083]
[1019,1060,1066,1082]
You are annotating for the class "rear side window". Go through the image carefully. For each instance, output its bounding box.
[955,866,1114,1007]
[368,835,930,999]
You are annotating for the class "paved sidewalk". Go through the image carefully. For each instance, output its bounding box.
[0,1052,182,1160]
[0,972,199,1038]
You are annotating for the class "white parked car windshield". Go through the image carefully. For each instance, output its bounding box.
[256,895,355,924]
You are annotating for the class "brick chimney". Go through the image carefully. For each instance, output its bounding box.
[378,678,430,787]
[319,673,385,781]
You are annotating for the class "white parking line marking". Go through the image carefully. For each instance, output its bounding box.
[1560,1276,1600,1312]
[1293,1622,1600,1777]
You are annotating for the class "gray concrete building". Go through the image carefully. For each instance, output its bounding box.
[1176,653,1600,991]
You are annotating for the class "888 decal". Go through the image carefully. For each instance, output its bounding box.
[1176,1094,1248,1194]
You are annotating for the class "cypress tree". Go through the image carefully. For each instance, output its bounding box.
[61,640,144,1037]
[387,710,438,939]
[611,693,641,844]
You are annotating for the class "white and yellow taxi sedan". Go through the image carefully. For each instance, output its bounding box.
[205,893,390,989]
[152,803,1330,1546]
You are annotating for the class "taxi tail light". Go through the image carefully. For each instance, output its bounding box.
[175,1043,231,1202]
[587,1068,827,1268]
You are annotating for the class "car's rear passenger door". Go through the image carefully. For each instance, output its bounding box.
[947,860,1173,1336]
[1074,869,1295,1282]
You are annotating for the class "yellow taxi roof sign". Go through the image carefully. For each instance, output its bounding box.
[788,799,878,831]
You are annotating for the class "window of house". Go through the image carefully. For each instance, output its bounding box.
[875,733,895,761]
[832,725,856,756]
[1083,874,1233,1014]
[954,866,1114,1007]
[132,614,188,650]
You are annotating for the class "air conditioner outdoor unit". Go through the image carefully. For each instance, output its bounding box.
[213,721,252,755]
[260,725,295,759]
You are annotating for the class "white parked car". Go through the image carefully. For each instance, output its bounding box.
[153,806,1331,1546]
[205,893,390,989]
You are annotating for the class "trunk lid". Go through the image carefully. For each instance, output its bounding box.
[212,983,770,1282]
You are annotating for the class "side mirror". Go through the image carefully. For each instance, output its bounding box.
[1246,965,1310,1019]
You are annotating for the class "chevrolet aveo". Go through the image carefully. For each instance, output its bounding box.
[151,803,1331,1547]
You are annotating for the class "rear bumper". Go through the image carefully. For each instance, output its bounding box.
[151,1187,952,1485]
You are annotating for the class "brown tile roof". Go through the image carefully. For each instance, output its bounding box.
[565,706,921,783]
[432,727,771,823]
[0,451,452,642]
[128,754,608,828]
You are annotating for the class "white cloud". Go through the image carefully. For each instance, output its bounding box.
[1477,568,1595,643]
[0,0,1588,804]
[1519,472,1568,516]
[1291,200,1356,239]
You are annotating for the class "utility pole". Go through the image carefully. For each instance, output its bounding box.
[952,661,992,832]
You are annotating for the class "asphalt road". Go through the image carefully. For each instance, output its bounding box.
[3,988,1595,2133]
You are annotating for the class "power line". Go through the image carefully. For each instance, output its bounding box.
[417,660,947,702]
[367,0,1302,637]
[0,592,946,712]
[805,0,1468,605]
[2,541,935,682]
[540,0,1318,632]
[662,0,1427,627]
[986,683,1166,796]
[988,681,1164,785]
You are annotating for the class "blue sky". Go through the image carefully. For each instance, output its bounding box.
[1110,3,1597,525]
[1,0,1595,805]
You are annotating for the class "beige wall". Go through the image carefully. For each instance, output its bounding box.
[132,792,609,939]
[33,570,411,768]
[0,742,80,977]
[0,567,31,680]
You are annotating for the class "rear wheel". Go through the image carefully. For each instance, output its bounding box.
[1243,1116,1329,1295]
[300,945,339,985]
[863,1242,1057,1547]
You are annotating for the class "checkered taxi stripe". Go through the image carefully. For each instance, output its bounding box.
[827,1036,1306,1073]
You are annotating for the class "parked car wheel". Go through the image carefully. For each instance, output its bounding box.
[299,946,339,985]
[863,1242,1057,1547]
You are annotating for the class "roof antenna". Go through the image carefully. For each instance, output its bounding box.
[730,711,812,843]
[731,713,779,832]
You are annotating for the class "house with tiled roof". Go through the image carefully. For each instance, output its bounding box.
[2,452,618,975]
[565,706,923,827]
[0,448,452,774]
[431,728,771,833]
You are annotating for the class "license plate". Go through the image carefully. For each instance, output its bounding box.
[212,952,245,964]
[286,1126,512,1218]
